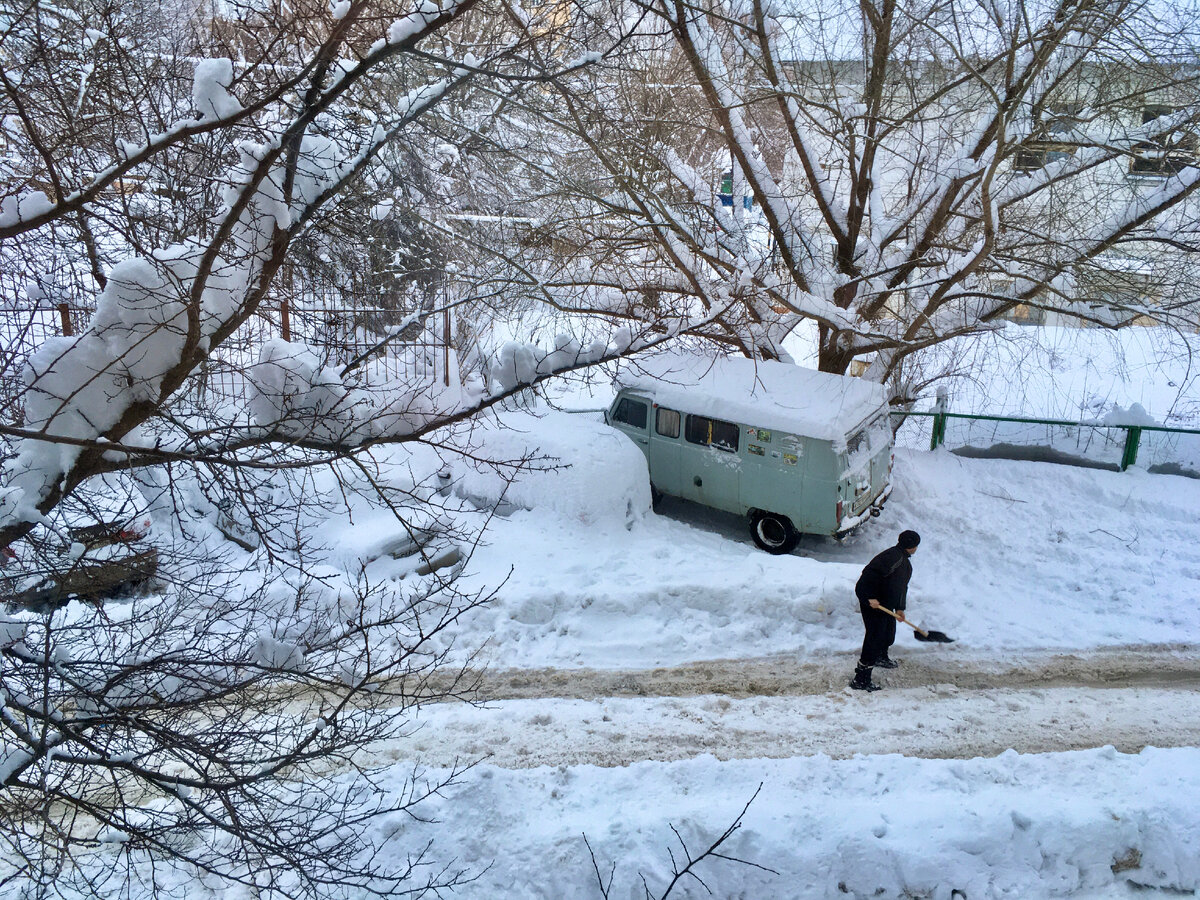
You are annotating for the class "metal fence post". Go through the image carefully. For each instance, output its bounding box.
[930,387,949,450]
[1120,426,1142,471]
[443,305,451,388]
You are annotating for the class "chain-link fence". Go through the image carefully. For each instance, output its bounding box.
[0,304,94,425]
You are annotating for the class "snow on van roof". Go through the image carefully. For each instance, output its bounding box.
[615,354,888,441]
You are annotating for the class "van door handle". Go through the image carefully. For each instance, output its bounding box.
[693,476,702,487]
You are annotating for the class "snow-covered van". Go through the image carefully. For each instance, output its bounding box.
[604,354,894,553]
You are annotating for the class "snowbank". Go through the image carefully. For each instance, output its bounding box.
[399,747,1200,899]
[450,409,651,527]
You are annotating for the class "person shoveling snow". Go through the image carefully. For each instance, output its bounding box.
[851,529,921,692]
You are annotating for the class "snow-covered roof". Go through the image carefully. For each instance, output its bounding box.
[615,354,888,441]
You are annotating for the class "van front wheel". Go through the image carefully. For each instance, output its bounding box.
[750,512,799,554]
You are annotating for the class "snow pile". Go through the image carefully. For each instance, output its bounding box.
[403,747,1200,898]
[450,409,650,527]
[616,352,888,439]
[1098,402,1158,427]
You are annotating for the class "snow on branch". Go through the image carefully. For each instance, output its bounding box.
[193,58,244,121]
[0,3,481,541]
[489,331,625,392]
[248,338,472,444]
[245,327,642,446]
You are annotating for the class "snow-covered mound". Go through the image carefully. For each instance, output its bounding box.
[451,408,651,527]
[404,747,1200,899]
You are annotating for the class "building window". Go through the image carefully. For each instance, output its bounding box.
[1130,106,1196,177]
[1013,142,1077,172]
[1014,104,1082,172]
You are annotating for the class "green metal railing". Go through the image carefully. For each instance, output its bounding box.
[891,409,1200,473]
[579,400,1199,478]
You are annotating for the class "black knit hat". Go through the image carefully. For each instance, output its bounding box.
[898,530,921,549]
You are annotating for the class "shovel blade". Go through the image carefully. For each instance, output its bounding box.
[914,629,954,643]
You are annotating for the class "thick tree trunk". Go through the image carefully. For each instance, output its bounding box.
[816,330,854,376]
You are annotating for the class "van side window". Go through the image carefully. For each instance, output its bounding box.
[612,397,648,429]
[711,419,739,452]
[656,407,680,438]
[685,415,739,453]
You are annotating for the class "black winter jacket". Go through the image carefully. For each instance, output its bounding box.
[855,545,912,611]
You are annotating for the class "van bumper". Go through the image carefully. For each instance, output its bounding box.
[836,481,893,535]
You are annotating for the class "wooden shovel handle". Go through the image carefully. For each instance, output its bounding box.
[877,605,929,638]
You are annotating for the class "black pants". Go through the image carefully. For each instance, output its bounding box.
[857,597,897,667]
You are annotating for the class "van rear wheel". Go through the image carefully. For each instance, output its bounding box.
[750,512,799,554]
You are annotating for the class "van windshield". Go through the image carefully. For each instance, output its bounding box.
[612,397,648,429]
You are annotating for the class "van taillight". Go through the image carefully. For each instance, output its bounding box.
[836,499,843,524]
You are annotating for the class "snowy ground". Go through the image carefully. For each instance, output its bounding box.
[450,451,1199,670]
[783,322,1200,425]
[12,329,1200,899]
[397,748,1200,900]
[322,441,1200,900]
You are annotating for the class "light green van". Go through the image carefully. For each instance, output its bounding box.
[604,354,894,553]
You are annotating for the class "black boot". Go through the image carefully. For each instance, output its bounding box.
[849,664,880,692]
[877,654,899,669]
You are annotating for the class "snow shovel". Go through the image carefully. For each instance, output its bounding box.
[878,606,955,643]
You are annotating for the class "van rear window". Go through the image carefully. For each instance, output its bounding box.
[685,415,739,453]
[612,398,648,429]
[844,411,892,458]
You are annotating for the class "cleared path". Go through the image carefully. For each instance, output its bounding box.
[376,645,1200,769]
[468,644,1200,700]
